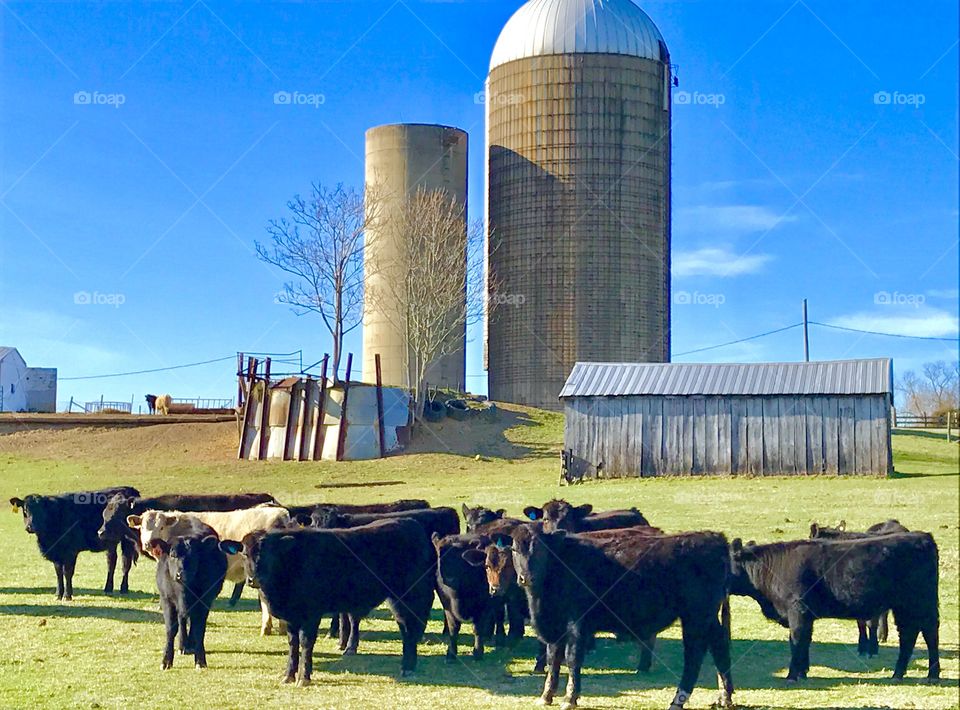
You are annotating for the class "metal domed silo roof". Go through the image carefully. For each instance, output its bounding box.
[490,0,666,71]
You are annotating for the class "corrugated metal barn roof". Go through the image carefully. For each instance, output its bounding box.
[559,359,893,398]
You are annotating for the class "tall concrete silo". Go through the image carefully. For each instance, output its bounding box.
[362,123,468,391]
[486,0,672,410]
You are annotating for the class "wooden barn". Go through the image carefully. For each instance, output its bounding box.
[559,358,893,478]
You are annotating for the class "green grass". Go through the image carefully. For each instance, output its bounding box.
[0,410,957,709]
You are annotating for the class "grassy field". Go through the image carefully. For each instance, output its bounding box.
[0,405,957,709]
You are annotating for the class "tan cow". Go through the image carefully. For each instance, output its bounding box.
[129,506,290,635]
[155,394,173,415]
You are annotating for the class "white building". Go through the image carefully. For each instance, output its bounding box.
[0,347,57,413]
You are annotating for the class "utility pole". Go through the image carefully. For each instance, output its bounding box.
[802,299,810,362]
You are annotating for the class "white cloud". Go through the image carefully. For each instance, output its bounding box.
[674,247,773,277]
[676,205,797,236]
[829,309,959,338]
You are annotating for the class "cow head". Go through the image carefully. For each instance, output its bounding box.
[510,525,561,592]
[728,538,764,596]
[464,534,515,596]
[157,535,220,585]
[220,531,271,589]
[309,506,343,529]
[462,504,506,533]
[11,495,55,535]
[540,499,593,532]
[99,493,137,541]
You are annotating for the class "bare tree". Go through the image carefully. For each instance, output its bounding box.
[896,360,960,417]
[257,183,380,382]
[366,187,492,421]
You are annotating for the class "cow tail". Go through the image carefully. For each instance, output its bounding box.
[720,595,731,642]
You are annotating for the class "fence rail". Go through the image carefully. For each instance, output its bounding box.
[894,412,957,428]
[171,398,234,409]
[82,400,132,413]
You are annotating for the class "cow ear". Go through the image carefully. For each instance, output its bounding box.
[495,509,506,518]
[574,504,593,517]
[809,523,819,538]
[10,498,23,512]
[837,520,846,532]
[219,540,243,555]
[731,538,743,553]
[461,504,471,517]
[127,515,142,528]
[430,532,443,549]
[461,548,486,567]
[523,506,543,521]
[294,513,312,527]
[150,539,170,557]
[492,533,512,550]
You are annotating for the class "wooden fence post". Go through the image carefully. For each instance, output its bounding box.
[375,354,386,458]
[313,356,330,460]
[257,358,272,461]
[336,354,353,462]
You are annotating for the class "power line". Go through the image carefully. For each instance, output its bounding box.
[673,323,803,358]
[810,321,959,342]
[60,356,236,381]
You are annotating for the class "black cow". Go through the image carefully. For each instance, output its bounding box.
[284,498,431,523]
[809,519,910,655]
[145,394,157,414]
[98,491,276,605]
[150,531,226,669]
[523,499,649,532]
[11,487,140,599]
[310,506,459,650]
[433,532,508,661]
[510,525,733,710]
[729,534,940,681]
[220,518,434,684]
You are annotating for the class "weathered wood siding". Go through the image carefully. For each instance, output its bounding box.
[563,394,892,477]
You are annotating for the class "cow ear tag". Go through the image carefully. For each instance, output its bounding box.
[11,503,20,513]
[496,538,507,549]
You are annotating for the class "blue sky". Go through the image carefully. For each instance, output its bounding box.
[1,0,957,410]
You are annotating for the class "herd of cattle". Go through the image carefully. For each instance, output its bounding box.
[9,487,942,709]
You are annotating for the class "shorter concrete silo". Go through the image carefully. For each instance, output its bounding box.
[362,123,468,391]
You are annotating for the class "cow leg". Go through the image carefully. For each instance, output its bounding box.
[282,623,300,684]
[878,611,890,643]
[921,621,940,680]
[539,641,563,706]
[892,619,919,679]
[671,622,710,710]
[298,619,320,687]
[506,595,525,648]
[178,603,192,654]
[328,613,340,639]
[396,614,422,677]
[636,635,655,673]
[62,557,77,601]
[707,618,735,709]
[338,613,350,651]
[190,608,210,668]
[161,602,177,670]
[444,611,461,662]
[534,642,547,673]
[343,614,361,656]
[228,582,244,607]
[561,627,586,710]
[786,610,813,681]
[259,592,273,636]
[119,537,136,594]
[104,544,118,594]
[867,617,880,657]
[493,603,507,648]
[856,619,870,656]
[54,564,64,600]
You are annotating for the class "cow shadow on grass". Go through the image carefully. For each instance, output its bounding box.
[0,586,156,601]
[0,602,161,623]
